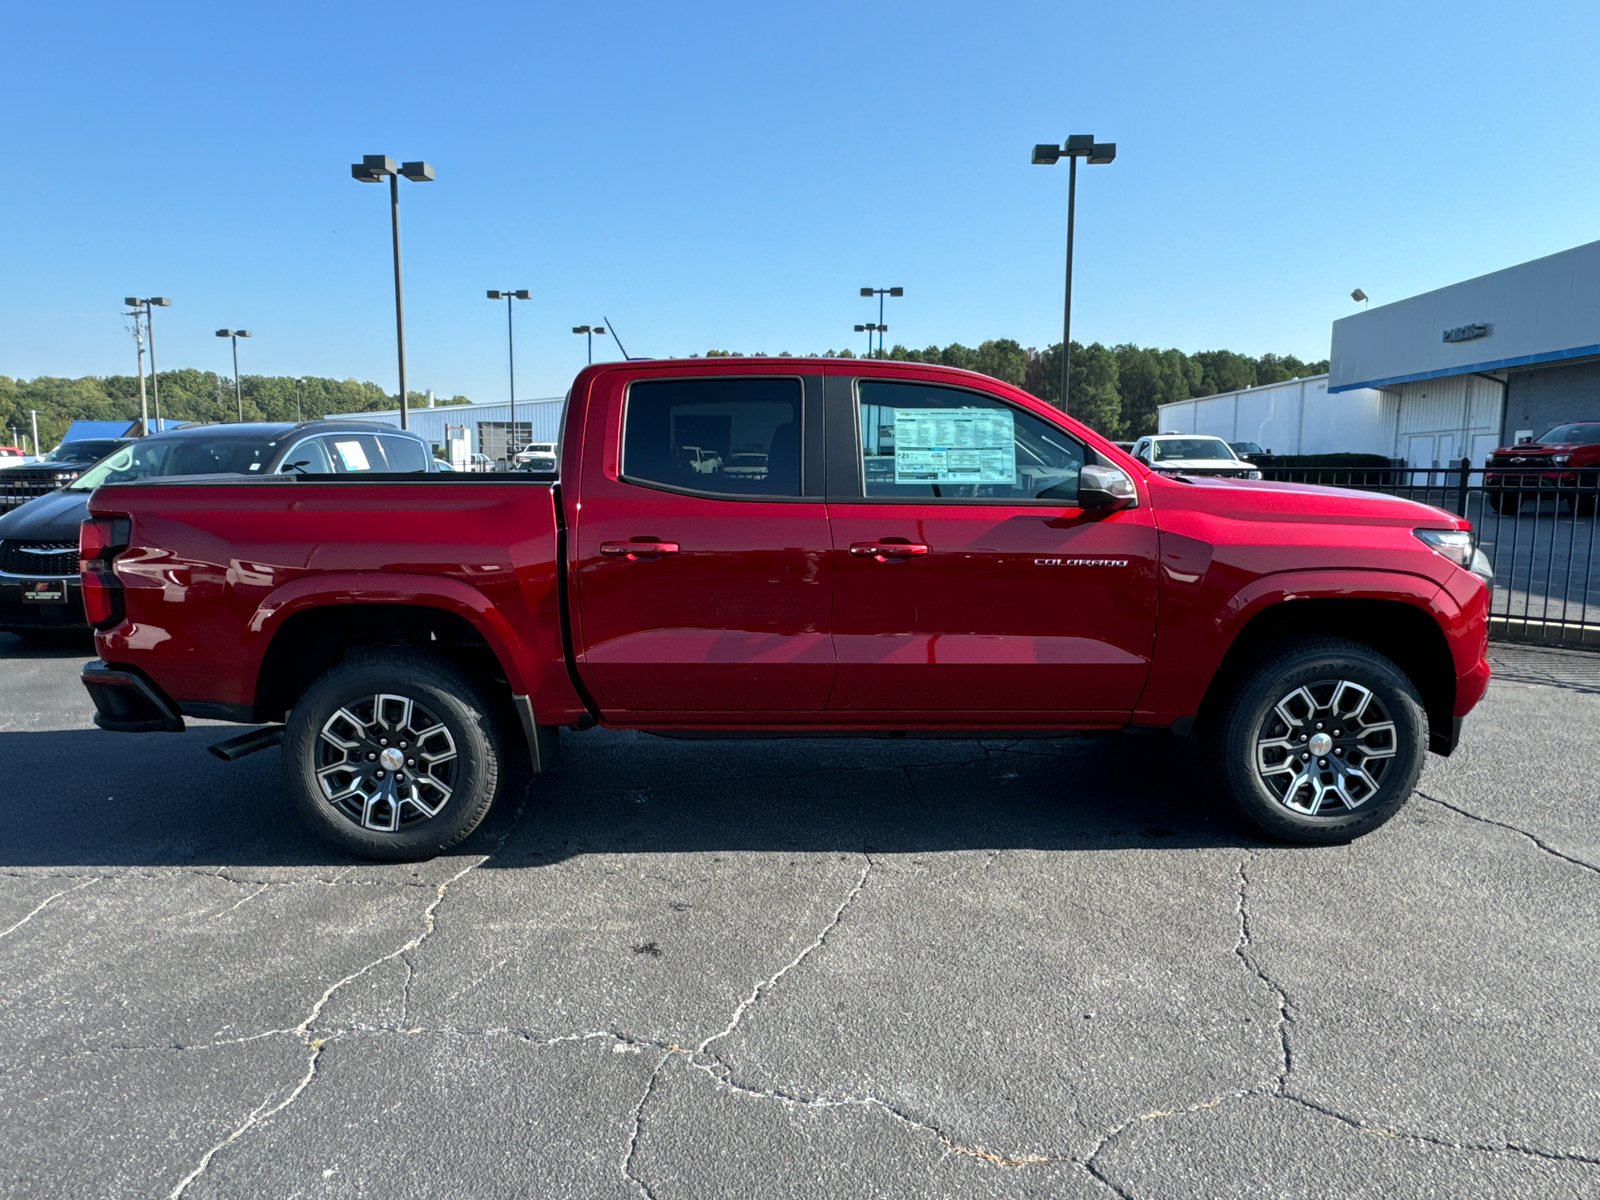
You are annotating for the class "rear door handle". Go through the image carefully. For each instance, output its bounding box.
[850,541,929,561]
[601,540,680,560]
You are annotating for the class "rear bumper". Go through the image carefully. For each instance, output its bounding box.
[81,659,186,733]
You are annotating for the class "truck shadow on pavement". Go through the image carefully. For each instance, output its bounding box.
[0,723,1262,870]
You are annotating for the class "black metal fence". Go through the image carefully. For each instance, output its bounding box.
[1261,464,1600,648]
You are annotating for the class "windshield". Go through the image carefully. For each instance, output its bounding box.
[1537,423,1600,445]
[43,440,121,464]
[70,437,279,490]
[1231,442,1264,455]
[1154,437,1235,462]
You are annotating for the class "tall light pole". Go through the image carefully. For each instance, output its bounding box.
[1032,135,1115,414]
[853,323,887,358]
[573,324,606,365]
[126,297,171,429]
[215,329,252,420]
[123,304,149,434]
[488,290,532,455]
[859,287,903,358]
[351,154,434,430]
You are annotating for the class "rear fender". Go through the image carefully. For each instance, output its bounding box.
[249,573,536,697]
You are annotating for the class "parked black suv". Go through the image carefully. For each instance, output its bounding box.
[0,438,133,513]
[0,420,438,636]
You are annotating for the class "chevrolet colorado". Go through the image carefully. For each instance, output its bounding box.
[79,358,1492,859]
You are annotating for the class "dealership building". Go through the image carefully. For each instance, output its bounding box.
[351,394,566,465]
[1159,237,1600,466]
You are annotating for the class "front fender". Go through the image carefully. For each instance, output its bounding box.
[1134,567,1452,726]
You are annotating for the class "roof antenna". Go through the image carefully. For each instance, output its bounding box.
[603,316,632,360]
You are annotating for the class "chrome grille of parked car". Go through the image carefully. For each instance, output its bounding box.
[0,540,79,576]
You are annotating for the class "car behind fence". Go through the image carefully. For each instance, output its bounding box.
[1261,464,1599,649]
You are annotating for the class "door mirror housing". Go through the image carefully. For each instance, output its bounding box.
[1079,464,1138,511]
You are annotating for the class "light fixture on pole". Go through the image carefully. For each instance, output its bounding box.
[853,323,888,358]
[573,324,606,365]
[351,154,435,430]
[1351,288,1369,310]
[1031,135,1115,413]
[215,330,252,420]
[125,297,172,429]
[488,290,533,457]
[859,287,903,358]
[123,303,149,434]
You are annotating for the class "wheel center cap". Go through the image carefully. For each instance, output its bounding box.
[378,747,405,771]
[1308,732,1333,756]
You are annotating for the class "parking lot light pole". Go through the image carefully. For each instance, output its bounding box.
[488,290,532,455]
[215,329,252,420]
[859,287,903,358]
[126,297,171,429]
[351,155,435,430]
[573,324,605,365]
[123,303,149,433]
[1032,136,1115,414]
[854,323,887,358]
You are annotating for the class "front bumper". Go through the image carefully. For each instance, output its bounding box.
[0,575,86,632]
[81,660,186,733]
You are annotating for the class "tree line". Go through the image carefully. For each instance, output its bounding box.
[703,341,1329,439]
[0,371,468,452]
[2,338,1326,451]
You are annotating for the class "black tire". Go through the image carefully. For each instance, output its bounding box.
[1488,489,1521,515]
[283,647,504,861]
[1206,637,1427,844]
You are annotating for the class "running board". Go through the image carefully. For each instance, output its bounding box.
[208,726,285,762]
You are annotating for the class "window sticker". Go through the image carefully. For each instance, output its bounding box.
[892,408,1015,485]
[333,440,371,471]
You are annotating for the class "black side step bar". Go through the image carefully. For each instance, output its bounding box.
[208,726,285,762]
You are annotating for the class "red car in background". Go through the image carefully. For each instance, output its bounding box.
[1484,421,1600,515]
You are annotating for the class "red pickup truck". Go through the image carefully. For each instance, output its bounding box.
[79,358,1492,858]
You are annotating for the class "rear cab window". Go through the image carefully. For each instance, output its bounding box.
[855,380,1086,503]
[622,377,803,498]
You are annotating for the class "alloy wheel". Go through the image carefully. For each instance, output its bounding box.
[1253,679,1397,816]
[314,693,458,832]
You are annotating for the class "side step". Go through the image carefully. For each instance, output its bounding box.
[208,726,285,762]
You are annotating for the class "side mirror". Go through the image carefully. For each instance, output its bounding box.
[1079,464,1138,511]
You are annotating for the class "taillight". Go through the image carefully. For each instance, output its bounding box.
[79,517,130,630]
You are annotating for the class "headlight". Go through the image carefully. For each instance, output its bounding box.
[1552,454,1570,466]
[1414,527,1492,582]
[1246,469,1262,479]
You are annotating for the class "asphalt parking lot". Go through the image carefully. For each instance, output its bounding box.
[2,635,1598,1199]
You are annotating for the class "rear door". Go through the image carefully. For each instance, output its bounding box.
[571,368,834,714]
[824,371,1159,719]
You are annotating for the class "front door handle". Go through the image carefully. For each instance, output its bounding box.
[850,541,929,562]
[601,539,680,560]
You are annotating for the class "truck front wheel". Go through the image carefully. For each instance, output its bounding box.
[1208,637,1427,844]
[283,648,504,861]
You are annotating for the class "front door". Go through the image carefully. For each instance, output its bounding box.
[572,372,834,715]
[826,375,1159,719]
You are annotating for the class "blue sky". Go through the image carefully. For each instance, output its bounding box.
[3,0,1597,401]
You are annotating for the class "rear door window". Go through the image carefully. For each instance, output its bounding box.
[856,380,1085,503]
[323,433,387,474]
[623,377,802,497]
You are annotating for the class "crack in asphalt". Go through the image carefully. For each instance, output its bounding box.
[1233,852,1293,1086]
[0,867,441,890]
[162,783,538,1199]
[1419,790,1600,877]
[0,875,100,940]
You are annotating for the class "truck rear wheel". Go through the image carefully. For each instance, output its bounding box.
[283,648,504,861]
[1207,637,1427,844]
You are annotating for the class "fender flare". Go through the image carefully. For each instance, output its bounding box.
[246,572,536,697]
[1211,568,1453,650]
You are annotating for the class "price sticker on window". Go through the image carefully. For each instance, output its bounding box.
[892,409,1015,485]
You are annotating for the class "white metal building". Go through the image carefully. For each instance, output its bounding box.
[1155,374,1393,456]
[1159,238,1600,466]
[345,396,566,466]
